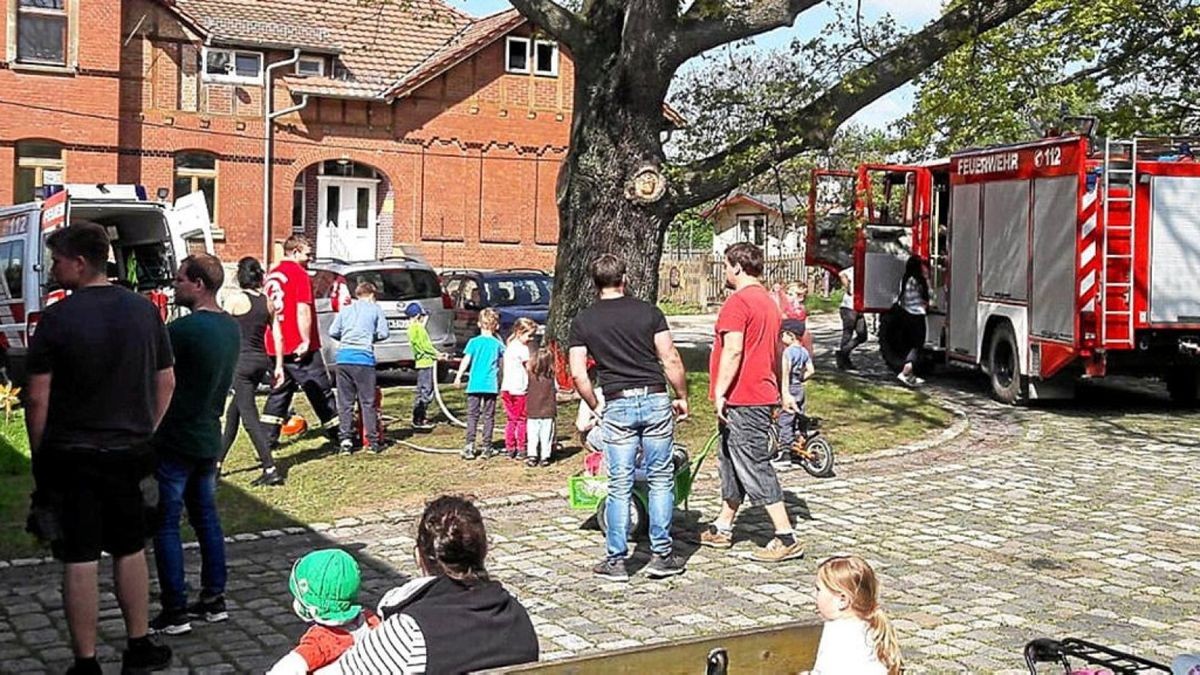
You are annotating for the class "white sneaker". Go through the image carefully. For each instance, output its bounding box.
[896,372,914,387]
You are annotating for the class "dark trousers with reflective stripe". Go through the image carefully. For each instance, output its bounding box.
[262,350,337,443]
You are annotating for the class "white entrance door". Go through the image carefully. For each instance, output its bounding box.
[316,178,378,261]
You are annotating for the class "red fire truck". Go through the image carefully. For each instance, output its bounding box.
[808,133,1200,403]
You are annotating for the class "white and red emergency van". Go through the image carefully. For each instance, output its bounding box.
[810,133,1200,403]
[0,184,211,385]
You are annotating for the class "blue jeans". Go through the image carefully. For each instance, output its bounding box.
[413,366,435,423]
[599,392,675,559]
[777,382,807,449]
[154,454,226,611]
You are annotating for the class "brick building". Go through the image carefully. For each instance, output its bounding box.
[0,0,574,269]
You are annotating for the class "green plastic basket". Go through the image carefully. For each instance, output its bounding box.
[567,475,609,510]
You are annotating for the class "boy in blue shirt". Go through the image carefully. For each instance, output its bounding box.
[453,308,504,459]
[329,282,389,454]
[777,318,815,462]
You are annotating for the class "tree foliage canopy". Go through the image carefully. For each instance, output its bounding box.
[894,0,1200,158]
[509,0,1039,214]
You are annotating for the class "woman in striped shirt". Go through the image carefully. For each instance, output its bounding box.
[319,496,539,674]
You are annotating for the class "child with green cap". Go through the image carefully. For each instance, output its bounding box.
[266,548,380,675]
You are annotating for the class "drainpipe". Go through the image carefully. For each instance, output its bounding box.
[262,48,310,262]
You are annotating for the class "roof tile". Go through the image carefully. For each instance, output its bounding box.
[171,0,479,99]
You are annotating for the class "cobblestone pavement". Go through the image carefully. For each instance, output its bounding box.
[2,318,1198,673]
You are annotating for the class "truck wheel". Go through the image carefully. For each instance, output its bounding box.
[877,308,907,373]
[988,322,1026,405]
[1166,370,1199,405]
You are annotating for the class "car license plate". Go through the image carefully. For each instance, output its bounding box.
[388,318,409,330]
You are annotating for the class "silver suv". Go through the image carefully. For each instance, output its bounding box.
[309,256,455,369]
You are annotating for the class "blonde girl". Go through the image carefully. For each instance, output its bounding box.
[810,555,902,675]
[500,317,539,459]
[453,308,504,459]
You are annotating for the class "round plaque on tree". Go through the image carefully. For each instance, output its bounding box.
[625,165,667,203]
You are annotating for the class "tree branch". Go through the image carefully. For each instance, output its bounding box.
[1055,26,1182,88]
[669,0,1039,212]
[508,0,588,49]
[671,0,825,62]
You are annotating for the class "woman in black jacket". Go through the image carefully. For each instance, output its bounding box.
[326,495,540,674]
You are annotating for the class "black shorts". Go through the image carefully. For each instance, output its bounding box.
[43,446,154,563]
[718,406,783,507]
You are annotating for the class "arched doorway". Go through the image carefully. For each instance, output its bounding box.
[304,159,386,261]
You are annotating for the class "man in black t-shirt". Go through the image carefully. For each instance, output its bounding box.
[25,223,175,674]
[568,254,689,582]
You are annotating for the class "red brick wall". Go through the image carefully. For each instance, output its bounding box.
[0,1,571,273]
[0,0,571,273]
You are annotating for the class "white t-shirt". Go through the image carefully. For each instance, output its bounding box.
[501,341,530,394]
[840,267,854,309]
[811,618,888,675]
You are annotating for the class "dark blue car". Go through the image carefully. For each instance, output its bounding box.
[440,268,552,353]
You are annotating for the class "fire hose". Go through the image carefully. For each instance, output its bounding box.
[392,360,494,455]
[431,359,466,428]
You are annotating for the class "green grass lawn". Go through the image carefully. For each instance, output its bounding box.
[0,370,950,558]
[657,299,705,316]
[805,289,845,315]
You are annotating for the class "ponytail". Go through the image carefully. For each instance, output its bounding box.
[508,317,539,345]
[817,555,903,674]
[867,607,903,675]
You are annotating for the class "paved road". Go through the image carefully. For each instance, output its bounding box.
[2,317,1198,673]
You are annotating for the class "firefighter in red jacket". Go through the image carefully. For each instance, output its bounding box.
[261,236,338,445]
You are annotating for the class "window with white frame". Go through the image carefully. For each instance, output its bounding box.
[292,175,306,232]
[505,37,559,77]
[737,214,766,247]
[295,56,324,77]
[505,37,529,74]
[203,48,263,83]
[533,40,558,76]
[16,0,68,66]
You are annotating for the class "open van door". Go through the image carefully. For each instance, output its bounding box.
[852,164,934,312]
[167,191,215,256]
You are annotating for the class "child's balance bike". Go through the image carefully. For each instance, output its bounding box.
[767,412,835,478]
[567,433,719,540]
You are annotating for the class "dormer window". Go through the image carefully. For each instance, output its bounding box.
[296,56,324,77]
[533,41,558,76]
[203,47,263,84]
[505,37,529,74]
[504,37,559,77]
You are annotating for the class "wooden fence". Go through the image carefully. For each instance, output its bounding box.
[659,252,806,308]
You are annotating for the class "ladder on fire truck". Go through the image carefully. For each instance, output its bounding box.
[1100,137,1138,349]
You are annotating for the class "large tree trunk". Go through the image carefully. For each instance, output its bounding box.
[546,65,673,345]
[528,0,1041,350]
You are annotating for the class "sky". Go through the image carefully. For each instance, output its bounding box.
[453,0,945,129]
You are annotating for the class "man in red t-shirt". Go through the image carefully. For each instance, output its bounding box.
[701,243,804,563]
[261,236,337,449]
